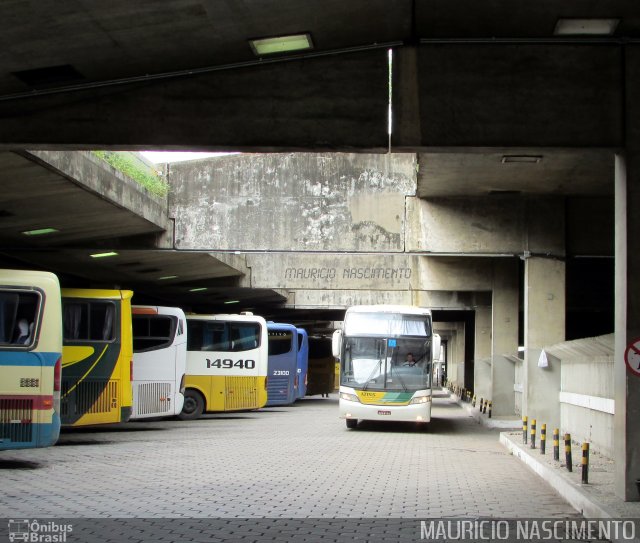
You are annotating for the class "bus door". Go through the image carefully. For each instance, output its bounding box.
[266,323,298,406]
[61,289,133,426]
[295,327,309,399]
[131,306,187,419]
[0,270,62,450]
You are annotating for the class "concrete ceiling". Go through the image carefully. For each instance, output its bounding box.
[417,148,614,197]
[0,1,632,325]
[1,1,637,98]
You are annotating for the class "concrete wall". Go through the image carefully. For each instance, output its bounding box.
[548,335,615,458]
[169,153,416,251]
[406,196,565,256]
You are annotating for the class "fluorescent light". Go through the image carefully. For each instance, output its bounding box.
[22,227,59,236]
[90,251,118,258]
[250,33,313,56]
[501,155,542,164]
[554,19,619,36]
[158,275,178,280]
[189,287,207,292]
[224,300,240,305]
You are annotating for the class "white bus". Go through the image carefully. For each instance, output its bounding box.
[131,306,187,419]
[333,305,440,429]
[180,313,269,419]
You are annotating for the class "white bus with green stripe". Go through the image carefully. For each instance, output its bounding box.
[333,305,440,429]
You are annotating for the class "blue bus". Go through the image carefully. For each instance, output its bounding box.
[266,323,299,406]
[295,327,309,399]
[0,270,62,450]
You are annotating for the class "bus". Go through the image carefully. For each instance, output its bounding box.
[61,289,134,427]
[333,305,440,429]
[0,270,62,450]
[266,322,299,407]
[131,306,187,420]
[295,327,309,399]
[180,313,268,419]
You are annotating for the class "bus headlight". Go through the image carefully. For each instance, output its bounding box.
[409,396,431,405]
[340,392,360,402]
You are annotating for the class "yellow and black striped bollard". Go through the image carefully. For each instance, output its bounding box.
[553,428,560,461]
[483,399,488,414]
[540,424,546,455]
[581,442,590,484]
[472,395,476,407]
[530,419,537,449]
[565,433,572,472]
[479,397,484,412]
[488,401,492,419]
[523,416,528,444]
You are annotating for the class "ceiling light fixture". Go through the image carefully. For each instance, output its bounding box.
[554,18,619,36]
[90,251,118,258]
[158,275,178,281]
[501,155,543,164]
[224,300,240,305]
[249,33,313,56]
[189,287,207,292]
[22,227,59,236]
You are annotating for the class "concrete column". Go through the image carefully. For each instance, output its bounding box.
[523,257,565,431]
[491,259,519,416]
[473,305,492,400]
[614,152,640,501]
[614,44,640,502]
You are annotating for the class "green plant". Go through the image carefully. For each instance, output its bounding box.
[91,151,169,196]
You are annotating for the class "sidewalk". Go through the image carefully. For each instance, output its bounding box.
[449,388,640,542]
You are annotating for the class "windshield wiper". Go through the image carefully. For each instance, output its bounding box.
[362,358,383,391]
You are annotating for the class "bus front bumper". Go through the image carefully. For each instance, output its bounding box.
[338,388,431,423]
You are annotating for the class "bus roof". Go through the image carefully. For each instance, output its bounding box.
[62,288,134,300]
[345,305,432,317]
[186,313,267,324]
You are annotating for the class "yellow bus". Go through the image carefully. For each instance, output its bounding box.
[179,313,269,419]
[60,289,133,426]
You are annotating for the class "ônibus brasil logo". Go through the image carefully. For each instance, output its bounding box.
[7,520,72,543]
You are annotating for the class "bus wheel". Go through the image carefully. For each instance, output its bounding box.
[178,390,204,420]
[345,418,358,429]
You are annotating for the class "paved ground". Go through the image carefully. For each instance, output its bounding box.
[0,391,583,542]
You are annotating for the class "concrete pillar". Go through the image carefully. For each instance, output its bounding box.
[614,152,640,501]
[614,44,640,502]
[523,257,565,431]
[491,259,519,416]
[473,305,492,400]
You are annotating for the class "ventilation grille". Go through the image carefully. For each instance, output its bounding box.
[266,376,290,402]
[136,382,171,416]
[0,398,33,443]
[61,379,118,417]
[224,376,257,410]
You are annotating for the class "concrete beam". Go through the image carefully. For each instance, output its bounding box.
[0,51,389,151]
[394,45,622,148]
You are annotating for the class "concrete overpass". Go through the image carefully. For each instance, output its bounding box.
[0,0,638,501]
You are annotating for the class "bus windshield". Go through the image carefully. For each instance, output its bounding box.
[340,336,432,392]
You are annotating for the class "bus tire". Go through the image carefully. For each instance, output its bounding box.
[178,389,205,420]
[345,418,358,429]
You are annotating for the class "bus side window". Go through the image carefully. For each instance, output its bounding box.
[0,291,39,346]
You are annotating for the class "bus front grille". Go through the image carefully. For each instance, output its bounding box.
[136,382,171,415]
[0,398,33,443]
[224,376,257,410]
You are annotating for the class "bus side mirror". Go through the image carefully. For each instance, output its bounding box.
[332,330,342,359]
[432,334,442,361]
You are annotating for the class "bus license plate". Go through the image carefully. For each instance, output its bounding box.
[378,410,391,415]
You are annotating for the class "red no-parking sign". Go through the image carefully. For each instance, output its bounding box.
[624,338,640,377]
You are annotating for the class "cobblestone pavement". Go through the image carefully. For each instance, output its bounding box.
[0,391,582,541]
